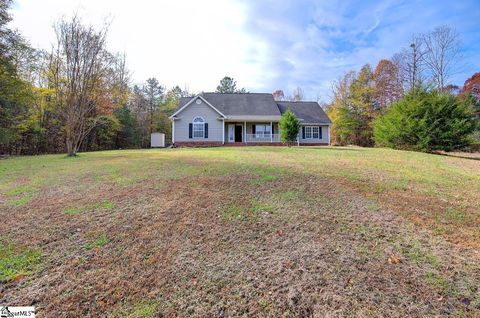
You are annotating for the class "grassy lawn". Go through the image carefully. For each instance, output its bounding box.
[0,146,479,317]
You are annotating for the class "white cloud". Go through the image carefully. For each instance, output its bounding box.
[11,0,259,92]
[10,0,480,101]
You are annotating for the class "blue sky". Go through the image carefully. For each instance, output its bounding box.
[11,0,480,101]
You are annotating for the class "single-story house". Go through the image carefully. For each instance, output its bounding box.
[169,93,331,147]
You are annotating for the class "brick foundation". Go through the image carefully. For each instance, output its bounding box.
[299,143,329,146]
[174,141,330,147]
[174,141,223,147]
[225,142,285,146]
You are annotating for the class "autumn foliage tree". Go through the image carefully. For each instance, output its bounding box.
[461,72,480,146]
[373,59,403,109]
[327,65,377,146]
[50,16,113,156]
[462,72,480,104]
[1,3,192,155]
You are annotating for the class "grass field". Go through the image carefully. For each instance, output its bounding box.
[1,146,479,317]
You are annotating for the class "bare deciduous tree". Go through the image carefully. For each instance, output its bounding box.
[289,86,304,101]
[395,35,426,91]
[423,25,462,92]
[50,15,112,156]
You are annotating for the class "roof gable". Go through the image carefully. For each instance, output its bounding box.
[170,94,225,118]
[201,93,281,116]
[277,101,331,124]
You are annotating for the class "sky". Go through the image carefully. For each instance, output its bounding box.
[10,0,480,101]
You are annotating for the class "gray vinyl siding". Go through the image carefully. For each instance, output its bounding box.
[299,125,330,144]
[174,98,223,142]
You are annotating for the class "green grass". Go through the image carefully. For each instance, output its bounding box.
[5,185,35,196]
[280,189,302,201]
[0,147,478,316]
[7,193,34,207]
[444,208,466,222]
[109,301,160,318]
[0,244,43,282]
[64,200,115,215]
[425,271,459,296]
[83,233,109,250]
[403,241,440,269]
[1,147,477,244]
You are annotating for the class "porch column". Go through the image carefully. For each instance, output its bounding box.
[222,118,225,144]
[172,120,175,144]
[244,121,247,144]
[270,122,273,142]
[327,125,331,145]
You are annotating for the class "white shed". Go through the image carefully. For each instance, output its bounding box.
[150,132,165,148]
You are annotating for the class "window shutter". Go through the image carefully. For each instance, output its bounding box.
[189,123,193,138]
[252,125,256,134]
[319,126,322,139]
[204,123,208,138]
[302,127,305,139]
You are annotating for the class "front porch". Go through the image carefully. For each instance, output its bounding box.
[224,122,282,144]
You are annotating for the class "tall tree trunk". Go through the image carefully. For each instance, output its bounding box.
[66,128,76,156]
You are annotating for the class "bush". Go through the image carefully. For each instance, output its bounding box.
[373,89,477,152]
[279,108,301,145]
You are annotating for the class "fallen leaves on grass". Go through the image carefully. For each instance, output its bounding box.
[388,254,401,265]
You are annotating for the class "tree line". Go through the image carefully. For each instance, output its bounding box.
[0,1,191,156]
[327,25,479,152]
[1,0,478,155]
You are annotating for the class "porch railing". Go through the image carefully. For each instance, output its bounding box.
[246,134,280,142]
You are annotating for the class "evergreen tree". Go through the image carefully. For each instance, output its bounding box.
[114,104,139,148]
[216,76,237,93]
[279,108,300,146]
[143,77,164,136]
[373,88,477,152]
[215,76,247,93]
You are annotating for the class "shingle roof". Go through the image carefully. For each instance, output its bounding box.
[176,93,331,124]
[277,101,331,124]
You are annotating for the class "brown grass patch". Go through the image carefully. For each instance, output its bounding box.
[1,171,479,317]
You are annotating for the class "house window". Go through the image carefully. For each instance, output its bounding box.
[305,126,319,139]
[255,124,271,137]
[312,126,319,139]
[193,116,205,138]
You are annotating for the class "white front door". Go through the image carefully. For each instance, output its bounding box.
[228,124,235,142]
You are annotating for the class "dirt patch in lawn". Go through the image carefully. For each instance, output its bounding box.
[1,172,479,317]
